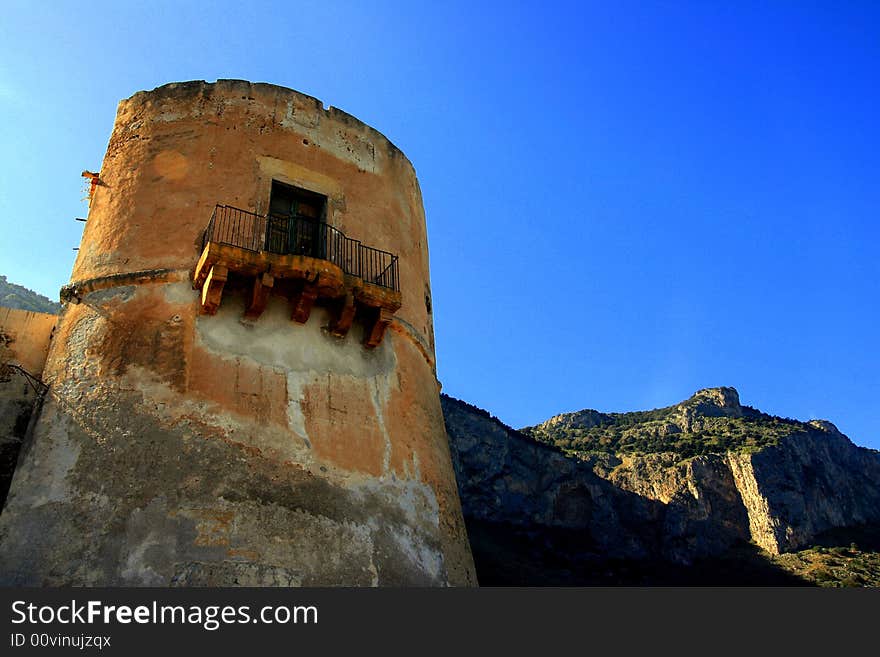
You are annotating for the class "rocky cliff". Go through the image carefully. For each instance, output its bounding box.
[442,389,880,584]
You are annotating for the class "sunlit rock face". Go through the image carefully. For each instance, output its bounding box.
[0,80,475,586]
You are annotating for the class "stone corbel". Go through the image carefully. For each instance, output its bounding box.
[291,283,319,324]
[245,272,274,318]
[364,308,394,348]
[199,265,228,315]
[328,292,357,338]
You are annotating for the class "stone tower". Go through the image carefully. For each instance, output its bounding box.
[0,80,476,586]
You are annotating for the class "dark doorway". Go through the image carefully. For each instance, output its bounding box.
[266,181,328,257]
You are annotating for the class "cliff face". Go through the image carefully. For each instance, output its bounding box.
[443,396,751,565]
[727,426,880,553]
[442,397,662,562]
[442,390,880,582]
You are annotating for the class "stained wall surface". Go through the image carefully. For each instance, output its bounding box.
[0,80,476,586]
[0,307,56,376]
[0,307,57,513]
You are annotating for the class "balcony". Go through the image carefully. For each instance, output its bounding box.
[194,205,402,347]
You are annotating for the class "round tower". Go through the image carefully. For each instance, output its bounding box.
[0,80,476,586]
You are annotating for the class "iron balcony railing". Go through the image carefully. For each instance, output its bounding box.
[202,204,400,291]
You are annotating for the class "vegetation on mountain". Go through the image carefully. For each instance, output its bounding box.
[521,387,819,459]
[772,526,880,587]
[774,545,880,587]
[0,275,60,314]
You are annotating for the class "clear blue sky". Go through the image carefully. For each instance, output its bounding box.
[1,1,877,448]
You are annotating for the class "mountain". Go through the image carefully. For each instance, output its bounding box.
[523,386,820,458]
[0,276,60,314]
[442,388,880,586]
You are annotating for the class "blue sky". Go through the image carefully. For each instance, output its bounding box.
[0,1,877,448]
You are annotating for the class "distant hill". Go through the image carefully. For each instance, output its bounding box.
[522,387,824,458]
[442,388,880,586]
[0,275,60,314]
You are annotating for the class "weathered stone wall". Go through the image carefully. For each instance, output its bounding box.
[0,307,56,376]
[0,81,475,586]
[0,307,56,512]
